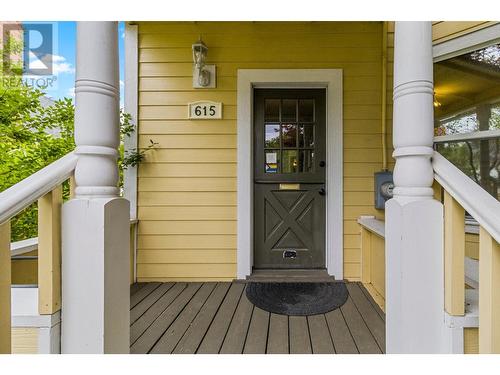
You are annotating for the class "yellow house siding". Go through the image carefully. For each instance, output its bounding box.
[432,21,497,44]
[11,327,38,354]
[11,250,38,285]
[464,327,479,354]
[137,21,387,281]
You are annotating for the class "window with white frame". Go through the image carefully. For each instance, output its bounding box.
[434,43,500,201]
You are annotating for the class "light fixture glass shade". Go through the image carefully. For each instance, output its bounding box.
[192,39,208,69]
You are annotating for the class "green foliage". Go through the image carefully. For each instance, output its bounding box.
[0,85,76,241]
[1,85,157,241]
[122,139,159,169]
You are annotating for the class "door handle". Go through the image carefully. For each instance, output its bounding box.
[318,188,326,196]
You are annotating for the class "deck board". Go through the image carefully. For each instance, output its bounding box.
[150,283,216,353]
[130,282,187,345]
[325,308,358,354]
[359,283,386,322]
[129,281,385,354]
[130,282,145,296]
[196,283,245,354]
[289,316,312,354]
[173,282,231,354]
[131,283,202,353]
[219,289,254,354]
[308,314,335,354]
[340,296,382,354]
[130,282,161,308]
[130,282,174,324]
[346,283,385,351]
[243,306,270,354]
[266,313,289,354]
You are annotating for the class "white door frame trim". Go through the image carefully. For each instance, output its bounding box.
[236,69,343,280]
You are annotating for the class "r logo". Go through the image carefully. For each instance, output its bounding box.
[23,23,53,75]
[2,22,53,76]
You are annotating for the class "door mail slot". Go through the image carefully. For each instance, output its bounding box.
[279,183,300,190]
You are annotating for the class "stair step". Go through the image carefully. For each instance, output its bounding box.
[246,269,336,283]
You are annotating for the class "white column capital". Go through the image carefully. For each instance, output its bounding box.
[392,21,435,203]
[74,21,120,198]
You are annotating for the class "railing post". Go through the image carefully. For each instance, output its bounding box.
[38,186,62,314]
[386,21,445,353]
[0,221,11,354]
[61,22,130,353]
[479,227,500,353]
[444,191,465,316]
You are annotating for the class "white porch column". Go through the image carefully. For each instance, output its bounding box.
[61,22,130,353]
[386,22,445,353]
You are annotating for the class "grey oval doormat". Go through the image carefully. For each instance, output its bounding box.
[245,282,348,316]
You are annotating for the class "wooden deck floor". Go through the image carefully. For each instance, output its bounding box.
[129,281,385,354]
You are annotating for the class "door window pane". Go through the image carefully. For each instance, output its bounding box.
[299,125,314,148]
[265,124,280,148]
[282,124,297,148]
[265,99,280,122]
[265,150,280,173]
[299,150,314,173]
[298,99,314,122]
[282,150,298,173]
[281,99,297,122]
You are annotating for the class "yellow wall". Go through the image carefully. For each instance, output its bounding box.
[11,250,38,285]
[136,21,388,281]
[135,21,491,282]
[464,327,479,354]
[11,328,38,354]
[466,233,479,260]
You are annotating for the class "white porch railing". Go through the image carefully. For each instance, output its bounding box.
[432,151,500,353]
[0,152,77,224]
[0,153,77,353]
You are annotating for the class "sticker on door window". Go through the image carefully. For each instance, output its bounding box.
[265,151,278,173]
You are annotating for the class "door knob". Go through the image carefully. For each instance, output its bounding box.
[319,161,326,167]
[318,188,326,196]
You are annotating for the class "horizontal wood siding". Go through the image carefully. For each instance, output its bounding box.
[432,21,496,44]
[136,21,388,281]
[464,327,479,354]
[11,328,38,354]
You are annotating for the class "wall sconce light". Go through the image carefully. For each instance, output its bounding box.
[433,91,442,108]
[192,38,216,88]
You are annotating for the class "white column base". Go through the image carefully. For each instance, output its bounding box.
[61,197,130,353]
[385,198,446,353]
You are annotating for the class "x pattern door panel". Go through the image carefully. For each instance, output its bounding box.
[255,185,325,268]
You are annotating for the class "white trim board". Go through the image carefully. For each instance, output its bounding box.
[433,22,500,62]
[236,69,343,280]
[123,23,139,220]
[124,23,138,283]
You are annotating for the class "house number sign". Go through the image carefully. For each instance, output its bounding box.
[188,101,223,119]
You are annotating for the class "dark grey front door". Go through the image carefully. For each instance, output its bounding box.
[253,89,326,269]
